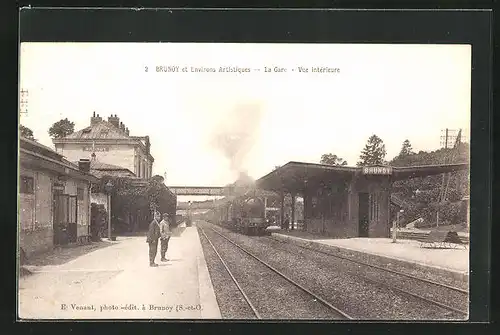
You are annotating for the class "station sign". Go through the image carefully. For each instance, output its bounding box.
[362,166,393,175]
[83,147,109,152]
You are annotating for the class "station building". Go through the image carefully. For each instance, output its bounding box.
[53,112,154,179]
[256,161,468,238]
[19,137,98,257]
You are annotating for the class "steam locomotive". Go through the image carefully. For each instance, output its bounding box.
[210,195,269,235]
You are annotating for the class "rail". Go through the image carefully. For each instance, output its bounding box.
[266,235,468,316]
[201,226,353,320]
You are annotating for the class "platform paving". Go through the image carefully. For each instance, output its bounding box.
[272,231,469,280]
[18,224,221,320]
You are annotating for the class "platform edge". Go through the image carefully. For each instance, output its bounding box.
[272,233,469,283]
[195,228,222,319]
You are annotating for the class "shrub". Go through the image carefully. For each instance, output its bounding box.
[421,201,466,226]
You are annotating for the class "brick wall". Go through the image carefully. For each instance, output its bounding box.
[352,176,392,238]
[19,168,55,256]
[19,167,92,256]
[20,227,54,257]
[365,178,391,238]
[307,219,358,238]
[303,184,358,238]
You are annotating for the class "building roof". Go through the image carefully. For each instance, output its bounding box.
[256,161,358,191]
[71,159,136,179]
[19,137,99,183]
[256,161,469,192]
[90,169,136,179]
[20,136,64,162]
[52,115,155,162]
[391,163,468,180]
[63,121,130,140]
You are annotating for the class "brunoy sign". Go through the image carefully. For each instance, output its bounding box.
[83,147,109,152]
[362,166,393,175]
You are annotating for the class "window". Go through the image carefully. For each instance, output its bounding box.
[20,176,34,194]
[77,187,84,201]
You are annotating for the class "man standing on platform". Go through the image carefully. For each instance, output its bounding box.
[146,211,161,267]
[159,213,172,262]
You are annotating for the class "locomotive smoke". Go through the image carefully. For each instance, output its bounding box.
[210,102,263,184]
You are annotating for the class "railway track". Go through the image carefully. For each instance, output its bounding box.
[263,235,468,317]
[199,226,353,320]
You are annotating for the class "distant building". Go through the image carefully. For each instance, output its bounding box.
[19,137,98,257]
[53,112,154,179]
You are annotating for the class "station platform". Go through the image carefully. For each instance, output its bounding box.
[271,230,469,282]
[18,224,221,319]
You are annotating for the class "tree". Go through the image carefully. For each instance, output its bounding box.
[320,153,348,166]
[398,139,414,158]
[48,118,75,139]
[357,134,387,166]
[19,124,35,140]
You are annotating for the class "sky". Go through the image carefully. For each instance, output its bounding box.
[19,43,471,200]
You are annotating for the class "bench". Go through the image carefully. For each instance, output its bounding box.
[419,231,467,249]
[77,235,91,245]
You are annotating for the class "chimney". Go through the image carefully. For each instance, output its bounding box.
[125,127,130,136]
[108,114,120,128]
[78,159,91,173]
[145,136,151,154]
[90,112,103,126]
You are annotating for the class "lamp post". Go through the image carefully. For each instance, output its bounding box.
[393,209,404,243]
[104,181,114,240]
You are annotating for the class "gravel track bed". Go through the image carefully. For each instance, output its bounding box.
[198,227,257,319]
[263,236,469,315]
[200,226,345,320]
[274,234,468,290]
[206,222,464,320]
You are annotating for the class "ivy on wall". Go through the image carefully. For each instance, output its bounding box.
[91,175,176,216]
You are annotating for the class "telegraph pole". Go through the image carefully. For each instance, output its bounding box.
[443,129,462,201]
[19,89,29,117]
[437,129,449,226]
[437,128,462,226]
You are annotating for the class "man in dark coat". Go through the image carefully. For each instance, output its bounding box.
[146,211,161,267]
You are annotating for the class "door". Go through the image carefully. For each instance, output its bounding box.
[53,194,69,245]
[68,195,78,243]
[358,193,369,237]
